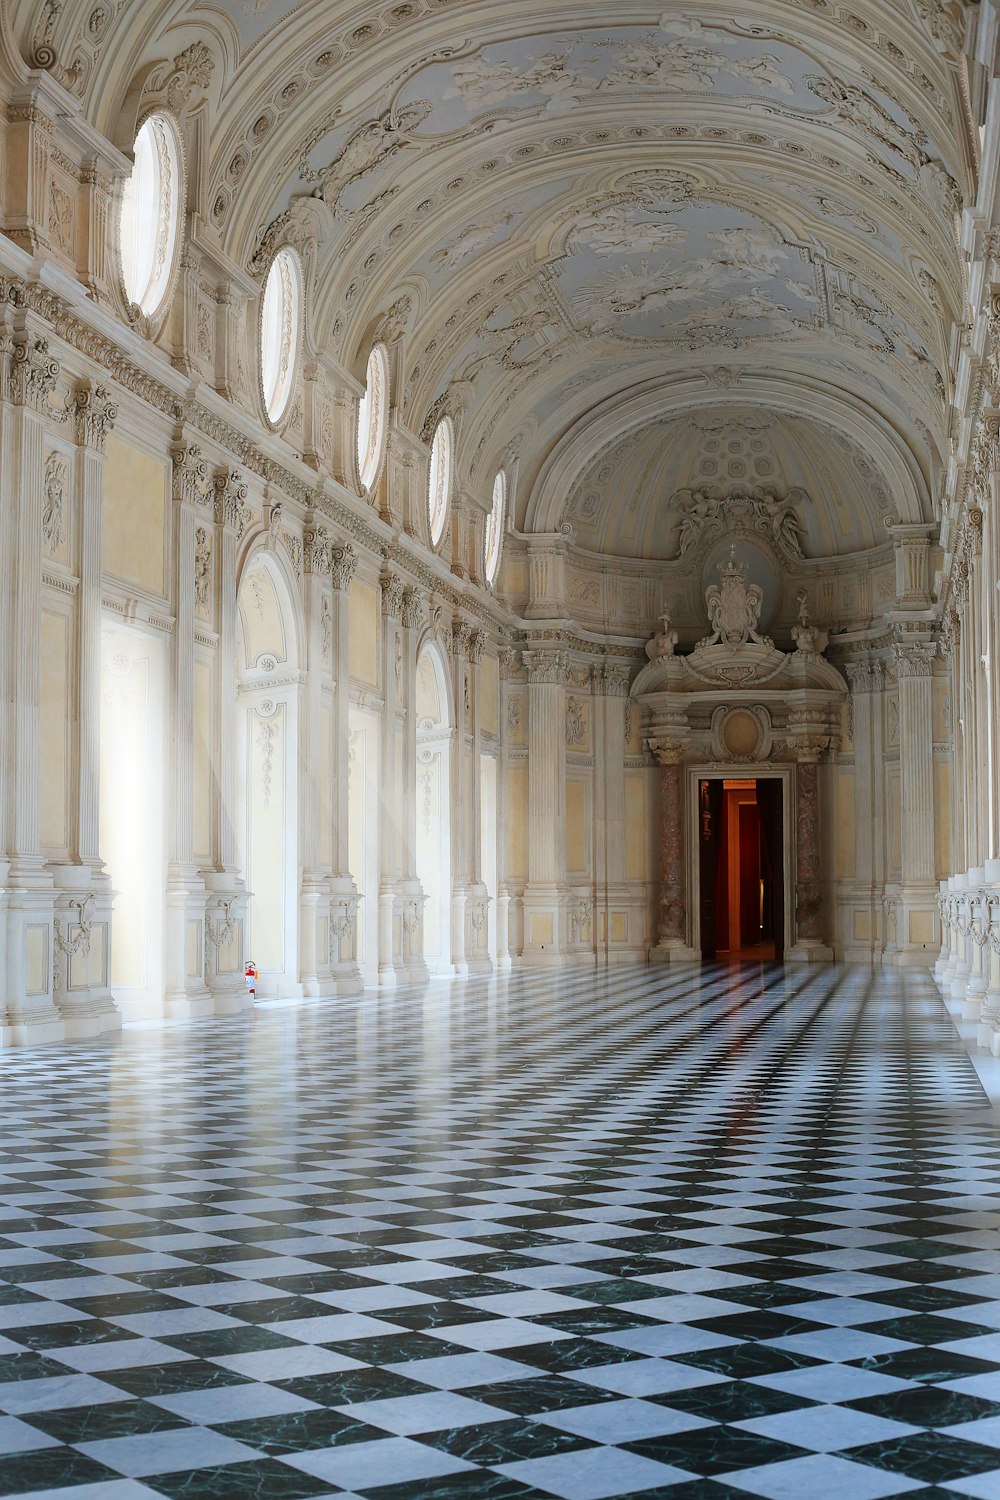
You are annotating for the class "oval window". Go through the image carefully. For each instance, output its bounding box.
[356,343,389,491]
[485,469,506,585]
[119,113,183,317]
[260,247,302,425]
[428,415,453,548]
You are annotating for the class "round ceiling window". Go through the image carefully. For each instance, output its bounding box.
[428,416,453,548]
[260,247,302,426]
[485,469,506,585]
[119,113,183,317]
[356,343,389,491]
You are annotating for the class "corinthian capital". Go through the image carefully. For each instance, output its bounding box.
[330,543,358,592]
[74,382,118,451]
[523,649,567,684]
[11,335,59,412]
[172,443,210,507]
[213,466,251,535]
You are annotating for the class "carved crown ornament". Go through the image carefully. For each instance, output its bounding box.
[631,546,848,702]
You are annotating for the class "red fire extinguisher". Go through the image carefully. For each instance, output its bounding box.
[244,960,258,998]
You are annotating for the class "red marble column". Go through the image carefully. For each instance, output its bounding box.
[795,756,824,942]
[657,752,686,945]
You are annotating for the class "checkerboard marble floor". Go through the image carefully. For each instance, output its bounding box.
[1,965,1000,1499]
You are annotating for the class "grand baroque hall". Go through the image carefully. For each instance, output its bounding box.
[6,1,1000,1498]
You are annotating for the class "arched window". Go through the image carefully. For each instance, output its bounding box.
[484,469,506,585]
[260,248,302,426]
[428,416,453,548]
[356,343,389,491]
[119,113,183,317]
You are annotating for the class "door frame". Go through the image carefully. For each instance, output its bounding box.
[686,764,794,958]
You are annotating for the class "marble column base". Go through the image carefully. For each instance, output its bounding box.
[649,941,699,965]
[786,940,835,964]
[963,970,989,1022]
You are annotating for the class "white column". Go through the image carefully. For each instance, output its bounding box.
[894,640,940,967]
[51,382,121,1037]
[0,332,63,1044]
[330,544,362,992]
[298,523,337,998]
[164,442,212,1019]
[400,586,429,981]
[521,647,567,963]
[845,661,883,962]
[377,570,406,984]
[203,467,250,1014]
[593,663,646,961]
[449,621,489,972]
[495,648,515,968]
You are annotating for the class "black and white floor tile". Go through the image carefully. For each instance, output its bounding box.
[1,964,1000,1498]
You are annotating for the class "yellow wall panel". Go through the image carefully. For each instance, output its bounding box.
[348,579,379,686]
[193,660,213,863]
[102,435,167,595]
[935,758,952,880]
[507,765,528,879]
[40,610,69,851]
[566,779,588,876]
[625,770,647,882]
[481,655,499,738]
[836,769,855,878]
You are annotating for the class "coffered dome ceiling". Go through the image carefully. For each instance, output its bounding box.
[19,0,972,563]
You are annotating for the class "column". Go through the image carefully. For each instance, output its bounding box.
[495,649,516,968]
[164,442,212,1019]
[399,587,429,981]
[201,467,251,1013]
[449,621,489,973]
[788,745,834,962]
[845,661,885,961]
[0,332,63,1044]
[52,382,120,1037]
[329,544,362,992]
[465,630,490,972]
[648,741,698,963]
[894,640,941,967]
[521,647,567,962]
[593,665,645,961]
[377,570,406,984]
[298,521,336,998]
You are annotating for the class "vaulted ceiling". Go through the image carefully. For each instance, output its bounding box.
[17,0,974,561]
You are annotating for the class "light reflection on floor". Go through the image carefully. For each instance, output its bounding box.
[0,965,998,1499]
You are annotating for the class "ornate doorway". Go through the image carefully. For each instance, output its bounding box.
[698,777,784,961]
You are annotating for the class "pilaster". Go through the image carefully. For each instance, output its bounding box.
[893,639,941,965]
[400,587,429,981]
[377,570,407,984]
[164,441,212,1019]
[50,380,121,1038]
[521,647,568,963]
[203,466,251,1014]
[1,331,63,1044]
[330,544,362,992]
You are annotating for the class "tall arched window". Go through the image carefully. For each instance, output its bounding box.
[356,343,389,491]
[485,469,506,585]
[428,416,453,548]
[119,114,183,317]
[260,248,302,426]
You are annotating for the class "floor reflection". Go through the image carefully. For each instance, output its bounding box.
[0,965,998,1498]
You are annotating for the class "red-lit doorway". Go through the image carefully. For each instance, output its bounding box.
[699,777,784,961]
